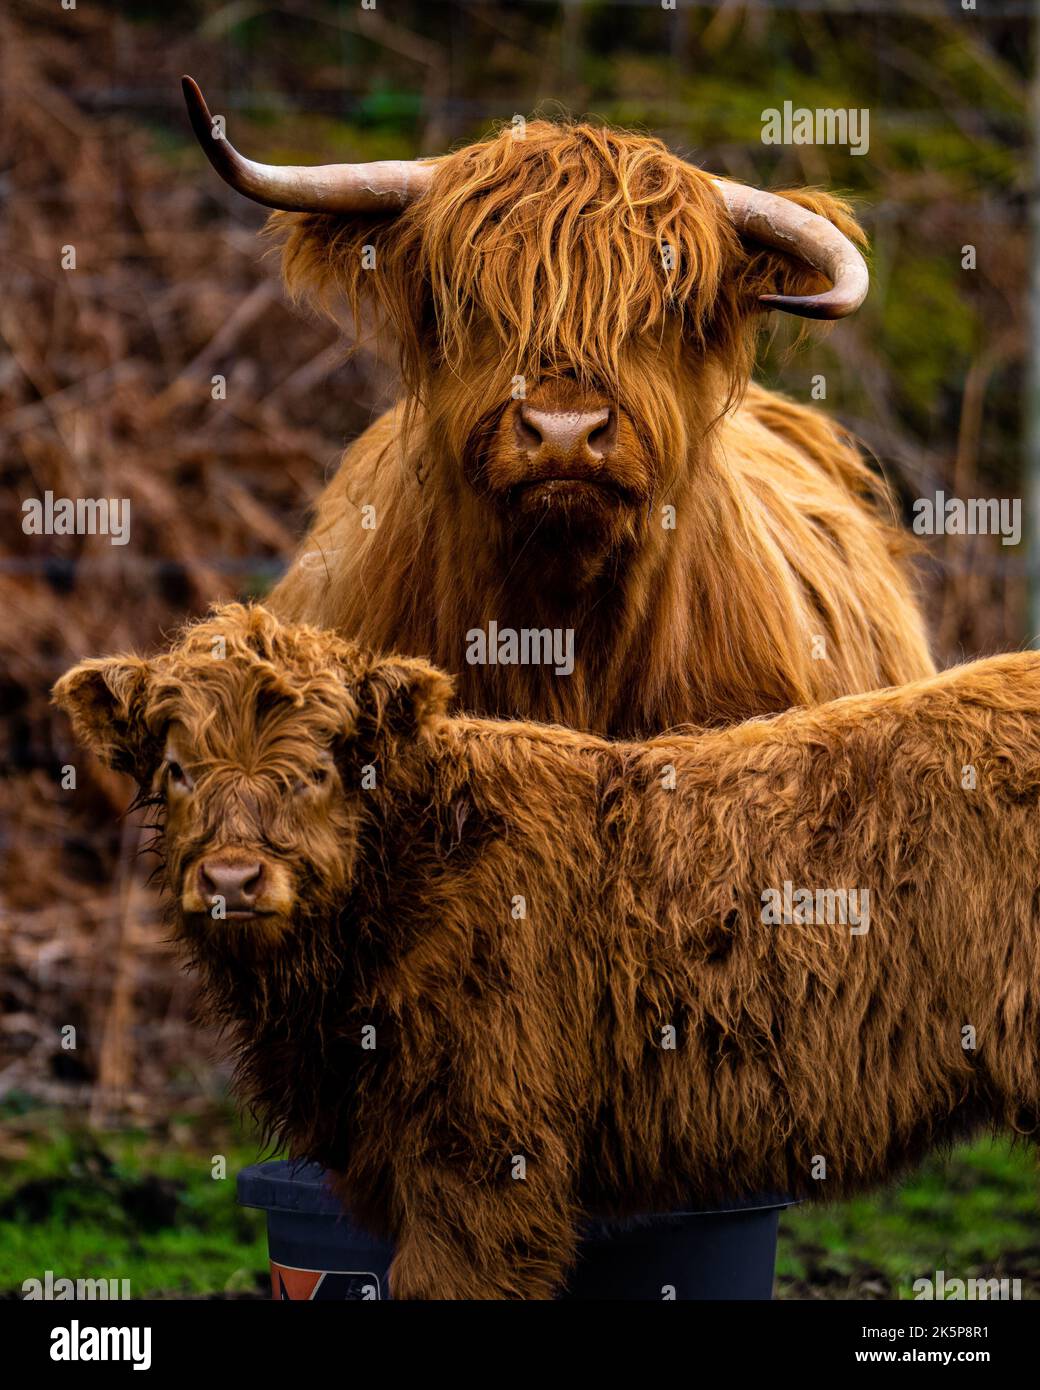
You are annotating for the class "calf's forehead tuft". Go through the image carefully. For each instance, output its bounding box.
[166,603,359,672]
[145,604,364,741]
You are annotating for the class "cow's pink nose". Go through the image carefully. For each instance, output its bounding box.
[518,406,613,460]
[199,860,264,912]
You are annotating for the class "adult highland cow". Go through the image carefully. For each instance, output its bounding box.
[54,606,1040,1300]
[182,79,933,733]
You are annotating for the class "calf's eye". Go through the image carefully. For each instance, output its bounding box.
[294,766,329,794]
[166,760,190,789]
[294,761,330,795]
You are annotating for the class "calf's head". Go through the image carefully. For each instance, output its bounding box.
[53,605,451,953]
[182,81,867,568]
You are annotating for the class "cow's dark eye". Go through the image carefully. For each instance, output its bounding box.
[311,766,329,786]
[166,760,190,789]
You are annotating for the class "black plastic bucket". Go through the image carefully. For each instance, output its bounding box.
[238,1161,795,1300]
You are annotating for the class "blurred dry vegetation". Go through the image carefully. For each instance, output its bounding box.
[0,0,1031,1127]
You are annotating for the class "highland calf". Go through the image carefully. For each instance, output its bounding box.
[55,605,1040,1299]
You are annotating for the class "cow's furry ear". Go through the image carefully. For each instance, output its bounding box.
[354,655,454,748]
[734,188,869,315]
[52,657,155,779]
[267,209,431,396]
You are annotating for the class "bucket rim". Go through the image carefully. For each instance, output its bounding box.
[236,1160,800,1220]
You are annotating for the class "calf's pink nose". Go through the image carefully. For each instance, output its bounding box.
[199,860,264,912]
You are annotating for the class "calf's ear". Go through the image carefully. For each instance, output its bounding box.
[353,655,454,748]
[52,657,155,780]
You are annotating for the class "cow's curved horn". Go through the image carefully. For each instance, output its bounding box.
[713,179,868,320]
[181,76,434,213]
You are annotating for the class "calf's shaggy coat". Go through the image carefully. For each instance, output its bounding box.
[55,606,1040,1299]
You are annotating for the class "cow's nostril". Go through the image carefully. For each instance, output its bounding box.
[515,411,542,451]
[198,860,265,912]
[241,864,264,898]
[586,418,613,454]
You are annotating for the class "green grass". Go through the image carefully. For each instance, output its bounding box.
[0,1099,270,1299]
[1,1095,1036,1299]
[777,1138,1040,1300]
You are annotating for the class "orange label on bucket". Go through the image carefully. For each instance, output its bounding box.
[270,1261,382,1300]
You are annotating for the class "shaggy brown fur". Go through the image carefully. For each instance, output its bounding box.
[265,120,933,733]
[55,605,1040,1299]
